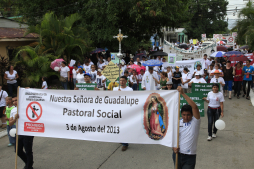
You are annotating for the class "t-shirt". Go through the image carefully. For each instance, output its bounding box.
[98,63,106,70]
[83,64,91,73]
[60,66,70,78]
[5,106,14,125]
[76,73,84,83]
[113,86,133,91]
[5,70,17,84]
[130,75,138,84]
[72,69,78,79]
[89,61,94,65]
[207,91,225,108]
[96,75,106,88]
[10,106,17,119]
[210,77,225,92]
[179,116,201,155]
[190,78,207,84]
[138,74,144,84]
[42,81,48,89]
[243,66,254,81]
[182,72,192,83]
[0,90,8,107]
[173,72,182,84]
[89,70,97,83]
[194,69,204,76]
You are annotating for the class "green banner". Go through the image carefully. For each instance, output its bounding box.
[76,83,97,90]
[191,83,220,97]
[180,93,205,117]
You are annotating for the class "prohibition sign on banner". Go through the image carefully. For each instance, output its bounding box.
[228,37,234,42]
[26,102,43,122]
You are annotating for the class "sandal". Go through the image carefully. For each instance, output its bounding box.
[246,97,250,100]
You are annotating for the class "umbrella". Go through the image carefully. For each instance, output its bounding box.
[240,45,249,50]
[50,58,65,70]
[90,48,106,54]
[178,44,189,50]
[127,64,142,74]
[217,41,226,45]
[150,51,168,56]
[210,51,225,57]
[217,46,227,51]
[222,51,244,57]
[142,59,163,66]
[228,55,249,62]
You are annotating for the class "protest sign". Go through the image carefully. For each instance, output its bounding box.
[102,61,122,82]
[180,93,204,117]
[168,53,176,64]
[168,59,203,74]
[110,53,119,64]
[76,83,97,90]
[191,83,220,97]
[18,88,179,147]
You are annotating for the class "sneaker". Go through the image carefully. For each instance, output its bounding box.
[212,133,217,138]
[121,145,128,151]
[7,143,13,147]
[207,136,212,141]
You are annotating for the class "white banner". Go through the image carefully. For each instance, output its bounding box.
[18,88,179,147]
[168,59,203,74]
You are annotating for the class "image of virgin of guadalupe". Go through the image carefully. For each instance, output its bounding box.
[91,73,96,82]
[148,96,165,140]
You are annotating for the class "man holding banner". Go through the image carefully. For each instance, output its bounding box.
[173,86,201,169]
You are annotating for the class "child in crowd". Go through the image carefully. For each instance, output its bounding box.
[41,77,48,89]
[203,70,209,83]
[4,97,15,147]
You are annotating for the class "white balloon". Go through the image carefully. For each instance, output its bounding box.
[215,119,226,130]
[54,67,60,71]
[9,128,16,137]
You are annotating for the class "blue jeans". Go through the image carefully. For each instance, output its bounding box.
[61,82,68,90]
[7,82,18,97]
[121,143,129,146]
[173,83,181,90]
[224,80,233,91]
[172,152,196,169]
[73,78,76,88]
[132,84,138,91]
[7,125,16,144]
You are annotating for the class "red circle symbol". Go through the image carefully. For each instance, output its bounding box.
[228,37,234,42]
[26,102,43,122]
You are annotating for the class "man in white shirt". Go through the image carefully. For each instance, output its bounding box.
[188,73,207,86]
[113,76,133,151]
[142,67,159,90]
[202,54,211,69]
[96,69,106,88]
[134,58,140,65]
[83,60,91,73]
[173,86,200,169]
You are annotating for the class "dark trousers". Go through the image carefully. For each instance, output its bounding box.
[173,83,181,90]
[234,81,242,97]
[207,107,221,136]
[15,135,34,169]
[243,80,252,97]
[132,84,138,91]
[68,80,74,90]
[172,152,196,169]
[7,82,18,97]
[121,143,129,146]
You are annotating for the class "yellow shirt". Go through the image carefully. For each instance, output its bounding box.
[108,82,119,90]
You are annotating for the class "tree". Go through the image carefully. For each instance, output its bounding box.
[14,46,58,87]
[183,0,228,39]
[25,12,93,62]
[15,0,192,52]
[233,1,254,50]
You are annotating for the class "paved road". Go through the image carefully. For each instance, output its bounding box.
[1,93,254,169]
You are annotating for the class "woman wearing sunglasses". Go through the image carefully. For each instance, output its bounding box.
[203,83,225,141]
[210,70,225,93]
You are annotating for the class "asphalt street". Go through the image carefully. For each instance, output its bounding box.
[1,92,254,169]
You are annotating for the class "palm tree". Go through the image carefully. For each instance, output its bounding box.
[25,12,93,63]
[14,46,58,87]
[233,1,254,50]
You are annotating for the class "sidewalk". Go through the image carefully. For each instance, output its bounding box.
[0,121,7,138]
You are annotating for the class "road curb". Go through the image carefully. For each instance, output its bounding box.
[0,130,7,138]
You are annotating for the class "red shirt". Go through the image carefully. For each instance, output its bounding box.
[234,68,243,81]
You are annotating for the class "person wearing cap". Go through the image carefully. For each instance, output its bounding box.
[172,66,182,89]
[193,64,204,77]
[141,66,159,90]
[210,70,225,93]
[165,81,173,90]
[96,69,106,89]
[188,73,207,86]
[181,68,192,93]
[203,83,224,141]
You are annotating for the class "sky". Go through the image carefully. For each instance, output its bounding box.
[226,0,251,29]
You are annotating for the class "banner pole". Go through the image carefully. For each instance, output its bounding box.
[15,86,20,169]
[175,92,181,169]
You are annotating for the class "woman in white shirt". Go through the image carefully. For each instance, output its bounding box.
[89,65,97,83]
[72,64,79,87]
[4,65,19,96]
[59,61,70,90]
[97,59,106,70]
[130,70,138,90]
[181,68,192,93]
[76,68,85,84]
[188,73,207,87]
[210,70,225,93]
[203,83,224,141]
